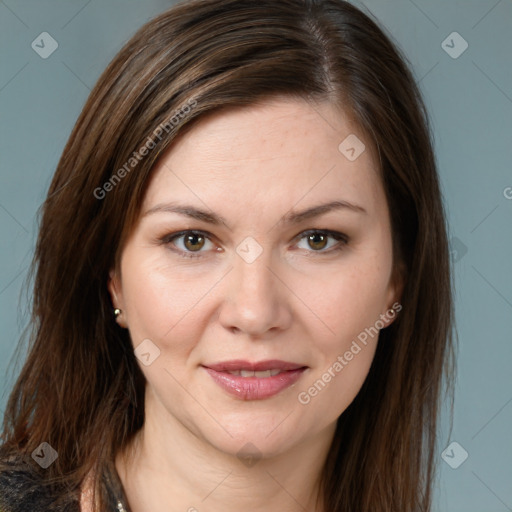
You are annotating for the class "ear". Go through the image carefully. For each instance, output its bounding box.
[382,261,405,328]
[108,269,127,328]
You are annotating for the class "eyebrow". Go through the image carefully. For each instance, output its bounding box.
[143,200,367,225]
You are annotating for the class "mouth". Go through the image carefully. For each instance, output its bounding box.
[202,360,308,400]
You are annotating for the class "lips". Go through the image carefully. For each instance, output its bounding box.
[202,360,307,400]
[223,369,282,377]
[205,359,304,372]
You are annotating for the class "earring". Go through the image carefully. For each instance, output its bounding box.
[114,308,122,318]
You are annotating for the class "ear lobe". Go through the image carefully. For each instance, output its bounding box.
[107,270,127,328]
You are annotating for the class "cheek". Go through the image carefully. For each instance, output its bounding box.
[120,252,220,355]
[300,255,392,353]
[294,248,391,414]
[295,270,385,419]
[297,342,377,426]
[120,263,203,412]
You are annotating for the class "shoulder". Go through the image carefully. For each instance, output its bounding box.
[0,450,78,512]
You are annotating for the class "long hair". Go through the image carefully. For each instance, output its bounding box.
[1,0,455,510]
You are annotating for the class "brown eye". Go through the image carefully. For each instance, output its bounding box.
[184,233,205,251]
[162,230,217,259]
[307,233,328,251]
[295,230,349,254]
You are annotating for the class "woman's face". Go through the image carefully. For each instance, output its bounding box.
[109,97,401,459]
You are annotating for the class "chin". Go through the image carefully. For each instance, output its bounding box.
[189,407,315,461]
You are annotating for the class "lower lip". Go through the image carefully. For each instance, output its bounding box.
[203,367,306,400]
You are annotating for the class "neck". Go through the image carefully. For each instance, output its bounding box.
[115,390,334,512]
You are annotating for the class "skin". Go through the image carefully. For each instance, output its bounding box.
[100,97,402,512]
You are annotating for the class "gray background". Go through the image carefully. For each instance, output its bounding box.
[1,1,511,510]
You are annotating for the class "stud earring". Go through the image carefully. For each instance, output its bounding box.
[114,308,122,318]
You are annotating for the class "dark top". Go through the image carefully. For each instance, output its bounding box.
[0,454,131,512]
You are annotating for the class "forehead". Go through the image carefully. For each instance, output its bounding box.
[143,97,384,221]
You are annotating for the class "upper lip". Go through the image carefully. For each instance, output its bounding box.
[203,360,306,372]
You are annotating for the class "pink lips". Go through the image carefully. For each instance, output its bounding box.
[202,359,307,400]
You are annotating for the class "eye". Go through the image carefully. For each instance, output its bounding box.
[295,230,348,253]
[162,230,218,258]
[160,229,349,259]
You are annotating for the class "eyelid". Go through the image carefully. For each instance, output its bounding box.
[160,229,218,259]
[292,229,349,256]
[293,229,348,245]
[160,228,349,258]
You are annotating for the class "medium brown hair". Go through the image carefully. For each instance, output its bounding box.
[1,0,455,510]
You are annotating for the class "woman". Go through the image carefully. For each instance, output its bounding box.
[0,0,455,510]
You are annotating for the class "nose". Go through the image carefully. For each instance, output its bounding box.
[217,246,292,338]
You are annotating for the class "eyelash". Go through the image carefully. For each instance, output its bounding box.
[160,229,349,259]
